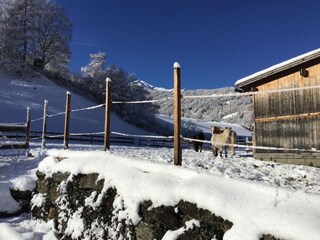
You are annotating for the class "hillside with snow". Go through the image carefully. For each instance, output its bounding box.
[0,67,152,135]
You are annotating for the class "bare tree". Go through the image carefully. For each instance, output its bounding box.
[81,52,106,79]
[0,0,72,74]
[29,1,72,70]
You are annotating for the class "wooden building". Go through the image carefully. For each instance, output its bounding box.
[235,49,320,167]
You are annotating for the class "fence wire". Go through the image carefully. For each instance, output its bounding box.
[111,131,174,139]
[113,97,171,104]
[31,103,105,123]
[181,136,320,153]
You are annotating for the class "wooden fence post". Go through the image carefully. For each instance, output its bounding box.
[41,100,48,150]
[173,62,182,166]
[252,123,256,155]
[64,91,71,149]
[230,131,236,156]
[25,107,30,148]
[104,78,112,151]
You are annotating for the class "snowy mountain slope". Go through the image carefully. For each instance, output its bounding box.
[147,86,253,129]
[131,79,172,91]
[0,67,152,135]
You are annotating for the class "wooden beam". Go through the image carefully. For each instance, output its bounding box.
[255,111,320,123]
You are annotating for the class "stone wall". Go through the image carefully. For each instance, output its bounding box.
[31,170,282,240]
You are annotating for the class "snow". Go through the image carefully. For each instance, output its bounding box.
[10,171,37,191]
[222,112,238,120]
[0,184,20,213]
[174,62,181,69]
[131,79,173,91]
[65,207,85,239]
[1,67,320,239]
[162,219,200,240]
[39,149,320,240]
[235,48,320,86]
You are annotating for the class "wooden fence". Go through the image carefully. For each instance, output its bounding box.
[0,108,30,149]
[26,130,250,149]
[0,64,252,167]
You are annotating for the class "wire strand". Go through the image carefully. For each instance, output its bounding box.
[111,131,174,139]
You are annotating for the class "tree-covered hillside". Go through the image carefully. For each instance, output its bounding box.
[149,87,253,129]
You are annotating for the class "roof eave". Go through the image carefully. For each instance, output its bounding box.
[235,49,320,90]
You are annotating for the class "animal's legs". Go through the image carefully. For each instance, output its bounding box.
[212,146,217,157]
[224,147,228,158]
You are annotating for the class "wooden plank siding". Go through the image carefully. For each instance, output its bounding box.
[252,63,320,166]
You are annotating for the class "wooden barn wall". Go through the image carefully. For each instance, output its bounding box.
[253,63,320,155]
[254,117,320,153]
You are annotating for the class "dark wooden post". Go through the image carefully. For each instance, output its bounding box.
[41,100,48,150]
[173,62,182,166]
[252,123,256,154]
[25,107,30,148]
[104,78,112,151]
[230,131,236,156]
[64,91,71,149]
[252,94,256,155]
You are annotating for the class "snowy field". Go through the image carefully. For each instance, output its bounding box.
[0,142,320,240]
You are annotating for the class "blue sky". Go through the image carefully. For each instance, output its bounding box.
[56,0,320,90]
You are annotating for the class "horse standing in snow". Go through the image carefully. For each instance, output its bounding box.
[192,132,205,152]
[211,126,232,158]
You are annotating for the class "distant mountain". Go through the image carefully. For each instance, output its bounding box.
[130,78,253,130]
[141,83,253,129]
[131,80,172,92]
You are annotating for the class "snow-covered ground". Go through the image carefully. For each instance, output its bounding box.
[0,143,320,240]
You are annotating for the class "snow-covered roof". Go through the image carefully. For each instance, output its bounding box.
[235,48,320,89]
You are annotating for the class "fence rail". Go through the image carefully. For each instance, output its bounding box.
[0,108,30,149]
